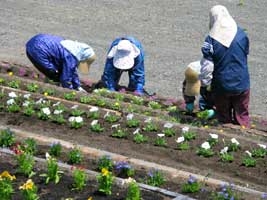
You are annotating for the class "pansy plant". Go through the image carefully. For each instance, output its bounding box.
[219,147,234,163]
[68,148,83,164]
[26,83,39,93]
[63,91,76,100]
[133,133,148,144]
[181,175,201,193]
[37,107,51,120]
[130,95,144,105]
[148,101,161,110]
[145,169,165,187]
[228,138,240,152]
[197,142,214,157]
[69,116,84,129]
[111,126,128,138]
[251,144,266,158]
[176,136,190,150]
[7,80,20,89]
[126,114,140,128]
[208,133,218,147]
[163,123,176,137]
[6,96,21,113]
[143,118,158,132]
[51,109,66,124]
[154,134,167,147]
[90,120,104,133]
[242,150,256,167]
[104,112,120,123]
[87,106,100,119]
[0,171,16,200]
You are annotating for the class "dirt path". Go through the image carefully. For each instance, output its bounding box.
[0,0,266,116]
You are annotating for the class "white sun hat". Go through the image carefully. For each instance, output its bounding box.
[107,40,140,70]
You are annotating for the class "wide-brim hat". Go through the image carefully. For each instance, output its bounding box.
[78,54,96,75]
[108,40,140,70]
[184,61,201,96]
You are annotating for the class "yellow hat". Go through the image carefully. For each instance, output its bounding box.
[184,61,201,96]
[78,54,96,75]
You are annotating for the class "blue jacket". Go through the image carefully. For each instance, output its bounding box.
[101,36,145,93]
[202,27,250,94]
[26,34,80,89]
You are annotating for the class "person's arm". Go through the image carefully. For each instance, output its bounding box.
[101,58,120,91]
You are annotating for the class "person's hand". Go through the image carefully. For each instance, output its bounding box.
[185,103,194,113]
[77,87,87,93]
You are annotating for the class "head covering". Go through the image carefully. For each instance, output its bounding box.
[60,40,96,74]
[209,5,237,48]
[107,40,140,70]
[184,61,201,96]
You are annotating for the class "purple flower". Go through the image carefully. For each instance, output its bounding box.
[115,161,131,171]
[19,68,27,76]
[224,193,229,199]
[230,196,234,200]
[262,193,267,199]
[188,175,197,184]
[119,88,126,93]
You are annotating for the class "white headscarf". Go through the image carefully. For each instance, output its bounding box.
[60,40,95,62]
[209,5,237,48]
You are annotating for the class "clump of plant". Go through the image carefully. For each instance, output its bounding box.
[7,80,20,88]
[64,91,76,100]
[197,142,214,157]
[196,110,210,121]
[148,101,161,109]
[26,83,39,93]
[228,138,240,152]
[163,123,175,137]
[72,166,87,191]
[114,161,135,178]
[97,168,114,195]
[0,128,15,147]
[0,171,16,200]
[37,107,51,120]
[68,148,83,164]
[111,128,128,138]
[6,98,21,113]
[207,133,219,147]
[181,175,201,193]
[49,142,62,157]
[69,116,84,129]
[95,99,107,107]
[219,147,234,163]
[110,101,121,110]
[23,101,35,117]
[21,138,37,155]
[40,153,63,184]
[176,136,190,150]
[183,131,196,141]
[43,88,55,96]
[90,120,104,133]
[87,107,100,119]
[154,134,167,147]
[98,155,113,171]
[51,111,66,125]
[242,151,256,167]
[145,169,165,187]
[127,118,140,128]
[80,96,95,104]
[126,178,140,200]
[114,93,125,101]
[133,133,148,144]
[16,151,35,177]
[211,183,241,200]
[251,145,266,158]
[0,78,5,85]
[130,96,144,105]
[143,122,158,132]
[94,88,110,97]
[104,112,120,123]
[19,179,39,200]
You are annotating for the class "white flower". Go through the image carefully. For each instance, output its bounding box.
[71,105,78,109]
[157,133,165,137]
[164,122,173,129]
[176,136,185,144]
[220,147,229,154]
[68,116,75,122]
[7,99,15,105]
[93,89,99,93]
[123,177,136,185]
[23,93,31,99]
[182,127,189,133]
[144,117,152,123]
[42,107,51,115]
[111,124,120,129]
[89,106,99,112]
[35,98,44,104]
[257,144,266,149]
[133,128,140,135]
[45,152,51,160]
[201,142,211,150]
[8,92,17,98]
[75,116,83,123]
[52,102,61,107]
[54,109,63,115]
[209,133,218,139]
[91,120,98,126]
[104,112,110,118]
[22,101,30,107]
[245,150,252,157]
[127,113,134,120]
[231,138,239,145]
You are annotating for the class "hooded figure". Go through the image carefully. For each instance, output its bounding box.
[100,36,145,95]
[185,5,250,127]
[26,34,96,91]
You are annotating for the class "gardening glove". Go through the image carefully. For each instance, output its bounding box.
[185,103,194,113]
[207,109,215,119]
[77,86,87,93]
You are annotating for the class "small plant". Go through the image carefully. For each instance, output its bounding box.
[131,96,144,105]
[104,113,120,123]
[143,122,158,132]
[207,134,218,147]
[115,161,135,178]
[71,109,85,117]
[51,114,66,124]
[0,171,16,200]
[242,156,256,167]
[252,148,266,158]
[181,175,201,193]
[126,119,140,128]
[94,88,109,96]
[16,152,35,177]
[21,138,37,155]
[7,80,20,88]
[80,96,95,104]
[26,83,39,93]
[19,179,39,200]
[95,99,106,107]
[69,116,84,129]
[97,168,114,195]
[197,142,214,157]
[0,128,15,147]
[211,183,241,200]
[220,153,234,163]
[154,134,167,147]
[183,131,196,141]
[98,155,113,171]
[37,107,51,120]
[23,104,35,117]
[126,179,140,200]
[133,133,148,144]
[68,148,83,164]
[64,91,76,100]
[196,110,210,120]
[163,128,176,137]
[43,88,55,96]
[110,102,121,110]
[40,153,63,184]
[87,107,100,119]
[114,93,125,101]
[72,167,87,191]
[111,128,128,138]
[0,78,5,84]
[176,137,190,150]
[148,101,161,109]
[6,99,21,113]
[49,142,62,157]
[146,169,165,187]
[90,120,104,132]
[228,138,240,152]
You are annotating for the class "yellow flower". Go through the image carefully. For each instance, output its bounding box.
[204,125,209,129]
[88,197,93,200]
[0,171,16,180]
[44,92,48,96]
[241,125,246,129]
[219,129,223,133]
[101,168,109,176]
[72,91,76,95]
[8,71,13,76]
[19,179,34,190]
[114,102,120,107]
[251,124,255,128]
